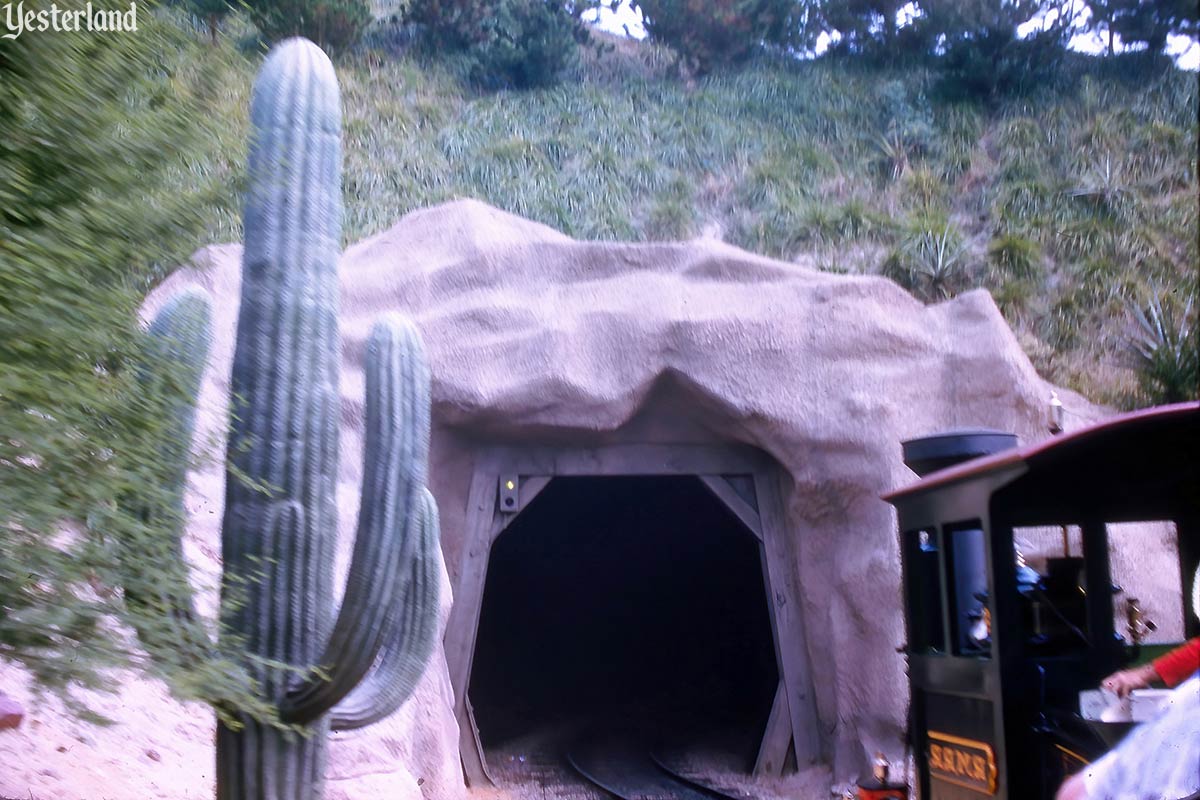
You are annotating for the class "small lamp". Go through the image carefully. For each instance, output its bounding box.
[1048,391,1064,435]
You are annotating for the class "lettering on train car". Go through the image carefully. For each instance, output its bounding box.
[927,731,998,794]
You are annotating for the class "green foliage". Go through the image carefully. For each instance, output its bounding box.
[873,80,935,180]
[0,1,256,717]
[935,30,1068,101]
[803,199,894,242]
[246,0,372,51]
[856,0,1062,101]
[882,215,971,300]
[1124,289,1199,404]
[137,29,1197,412]
[809,0,918,57]
[407,0,594,88]
[900,165,947,209]
[469,0,593,89]
[178,0,234,41]
[635,0,800,74]
[647,175,697,239]
[988,233,1041,280]
[1084,0,1199,55]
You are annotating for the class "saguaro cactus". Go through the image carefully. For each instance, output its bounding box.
[128,289,216,664]
[138,37,440,800]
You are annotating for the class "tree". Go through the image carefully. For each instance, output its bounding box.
[1097,0,1199,55]
[635,0,802,74]
[918,0,1071,99]
[1083,0,1121,53]
[245,0,373,51]
[0,1,258,718]
[809,0,913,55]
[187,0,234,43]
[407,0,598,89]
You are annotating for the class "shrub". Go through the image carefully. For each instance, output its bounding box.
[900,166,946,210]
[247,0,372,52]
[987,233,1040,280]
[406,0,481,49]
[408,0,592,89]
[933,28,1067,102]
[172,0,233,41]
[882,216,970,300]
[802,199,892,243]
[0,1,259,718]
[872,81,935,181]
[635,0,799,75]
[993,276,1035,317]
[471,0,592,88]
[1125,290,1199,404]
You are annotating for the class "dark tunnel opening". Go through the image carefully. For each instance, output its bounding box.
[468,475,779,769]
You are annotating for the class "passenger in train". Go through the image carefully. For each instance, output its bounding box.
[1100,637,1200,697]
[1056,567,1200,800]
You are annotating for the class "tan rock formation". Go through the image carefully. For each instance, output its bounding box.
[2,199,1117,798]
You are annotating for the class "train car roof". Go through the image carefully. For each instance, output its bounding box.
[883,402,1200,517]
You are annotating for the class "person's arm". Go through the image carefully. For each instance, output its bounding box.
[1103,637,1200,697]
[1102,662,1160,697]
[1152,637,1200,688]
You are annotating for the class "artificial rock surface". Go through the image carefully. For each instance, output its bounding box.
[3,199,1129,798]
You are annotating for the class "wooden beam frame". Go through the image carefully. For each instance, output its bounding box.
[442,443,820,786]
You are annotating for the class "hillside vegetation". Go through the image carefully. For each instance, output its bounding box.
[178,24,1197,408]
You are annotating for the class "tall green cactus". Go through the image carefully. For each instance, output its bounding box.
[138,37,440,800]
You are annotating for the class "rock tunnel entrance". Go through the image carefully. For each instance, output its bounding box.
[468,476,779,767]
[444,444,821,785]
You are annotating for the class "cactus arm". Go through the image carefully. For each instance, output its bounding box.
[280,316,432,724]
[125,288,214,656]
[330,487,440,731]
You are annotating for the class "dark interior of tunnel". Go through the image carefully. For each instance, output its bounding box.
[468,475,779,766]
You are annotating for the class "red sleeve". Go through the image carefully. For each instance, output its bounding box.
[1152,638,1200,688]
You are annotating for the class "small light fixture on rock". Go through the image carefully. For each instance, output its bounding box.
[1048,391,1064,435]
[499,475,519,513]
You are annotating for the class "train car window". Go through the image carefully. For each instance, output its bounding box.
[1012,525,1084,569]
[945,524,990,657]
[1106,521,1184,646]
[1012,525,1089,653]
[904,528,946,654]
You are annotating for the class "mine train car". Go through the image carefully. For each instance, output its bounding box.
[884,402,1199,800]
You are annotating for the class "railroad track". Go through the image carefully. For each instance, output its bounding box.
[567,734,744,800]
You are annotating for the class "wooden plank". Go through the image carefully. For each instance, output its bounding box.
[480,443,767,477]
[755,469,822,765]
[443,464,499,785]
[458,699,493,786]
[488,514,507,543]
[725,474,759,511]
[519,475,552,510]
[753,680,792,776]
[699,475,763,540]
